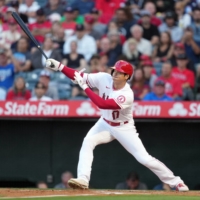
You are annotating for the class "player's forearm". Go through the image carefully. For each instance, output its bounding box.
[61,65,77,80]
[84,88,121,110]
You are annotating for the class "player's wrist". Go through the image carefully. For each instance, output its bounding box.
[82,84,88,90]
[58,62,64,71]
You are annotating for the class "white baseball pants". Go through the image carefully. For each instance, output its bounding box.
[77,118,183,187]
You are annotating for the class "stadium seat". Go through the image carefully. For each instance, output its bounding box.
[58,88,71,100]
[26,72,39,83]
[14,72,27,80]
[26,82,36,91]
[54,73,72,84]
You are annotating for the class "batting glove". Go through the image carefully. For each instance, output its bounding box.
[74,71,88,90]
[71,68,86,84]
[46,59,64,71]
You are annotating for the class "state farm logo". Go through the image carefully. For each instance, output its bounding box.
[133,103,161,116]
[168,103,188,116]
[0,102,69,116]
[76,102,96,115]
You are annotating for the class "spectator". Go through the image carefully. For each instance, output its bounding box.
[139,10,160,44]
[170,42,195,73]
[158,62,183,100]
[36,181,48,189]
[122,38,141,66]
[43,0,64,16]
[88,54,106,73]
[158,11,183,43]
[84,14,102,40]
[99,37,111,55]
[98,37,120,68]
[72,8,84,25]
[182,28,200,65]
[143,79,173,101]
[30,82,52,101]
[106,21,126,44]
[130,68,150,100]
[143,60,157,90]
[99,52,109,70]
[10,0,28,24]
[107,30,122,67]
[123,25,152,56]
[139,54,151,67]
[32,70,58,100]
[175,1,191,29]
[48,12,61,23]
[116,171,148,190]
[0,48,15,91]
[28,8,52,44]
[2,7,18,31]
[196,63,200,100]
[62,41,86,70]
[0,87,6,100]
[90,8,107,36]
[155,0,168,18]
[31,36,62,69]
[190,8,200,42]
[142,1,162,26]
[0,19,21,49]
[114,7,136,38]
[63,24,97,61]
[70,85,88,100]
[95,0,123,24]
[54,171,74,189]
[11,37,31,72]
[125,0,145,10]
[184,0,200,14]
[172,54,195,100]
[6,77,31,100]
[71,0,95,15]
[18,0,40,24]
[51,23,65,55]
[152,31,174,63]
[61,7,76,37]
[11,29,37,53]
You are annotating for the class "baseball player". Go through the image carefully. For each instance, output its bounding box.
[46,59,189,191]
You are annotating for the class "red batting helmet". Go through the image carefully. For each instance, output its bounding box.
[111,60,133,77]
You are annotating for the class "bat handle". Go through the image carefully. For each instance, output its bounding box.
[38,46,48,59]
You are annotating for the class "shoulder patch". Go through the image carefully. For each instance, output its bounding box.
[117,95,126,104]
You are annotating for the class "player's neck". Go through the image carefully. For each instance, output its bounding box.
[113,81,126,90]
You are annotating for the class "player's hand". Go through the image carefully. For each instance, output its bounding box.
[46,59,64,71]
[71,68,86,84]
[74,71,88,90]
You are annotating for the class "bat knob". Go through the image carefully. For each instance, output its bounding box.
[46,60,54,68]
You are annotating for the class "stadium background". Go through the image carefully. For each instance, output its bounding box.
[0,0,200,191]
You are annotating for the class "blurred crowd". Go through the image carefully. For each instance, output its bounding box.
[37,170,200,190]
[1,0,200,101]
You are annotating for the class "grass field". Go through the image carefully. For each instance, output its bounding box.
[0,189,199,200]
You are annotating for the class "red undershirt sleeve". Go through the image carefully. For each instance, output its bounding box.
[85,88,121,110]
[61,66,83,80]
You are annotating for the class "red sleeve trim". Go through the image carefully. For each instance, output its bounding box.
[61,66,84,80]
[85,88,121,110]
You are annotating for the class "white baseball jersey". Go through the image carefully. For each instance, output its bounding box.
[83,72,134,123]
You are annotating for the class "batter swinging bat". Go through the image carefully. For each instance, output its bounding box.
[12,12,48,59]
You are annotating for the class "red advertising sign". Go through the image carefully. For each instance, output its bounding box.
[0,101,200,118]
